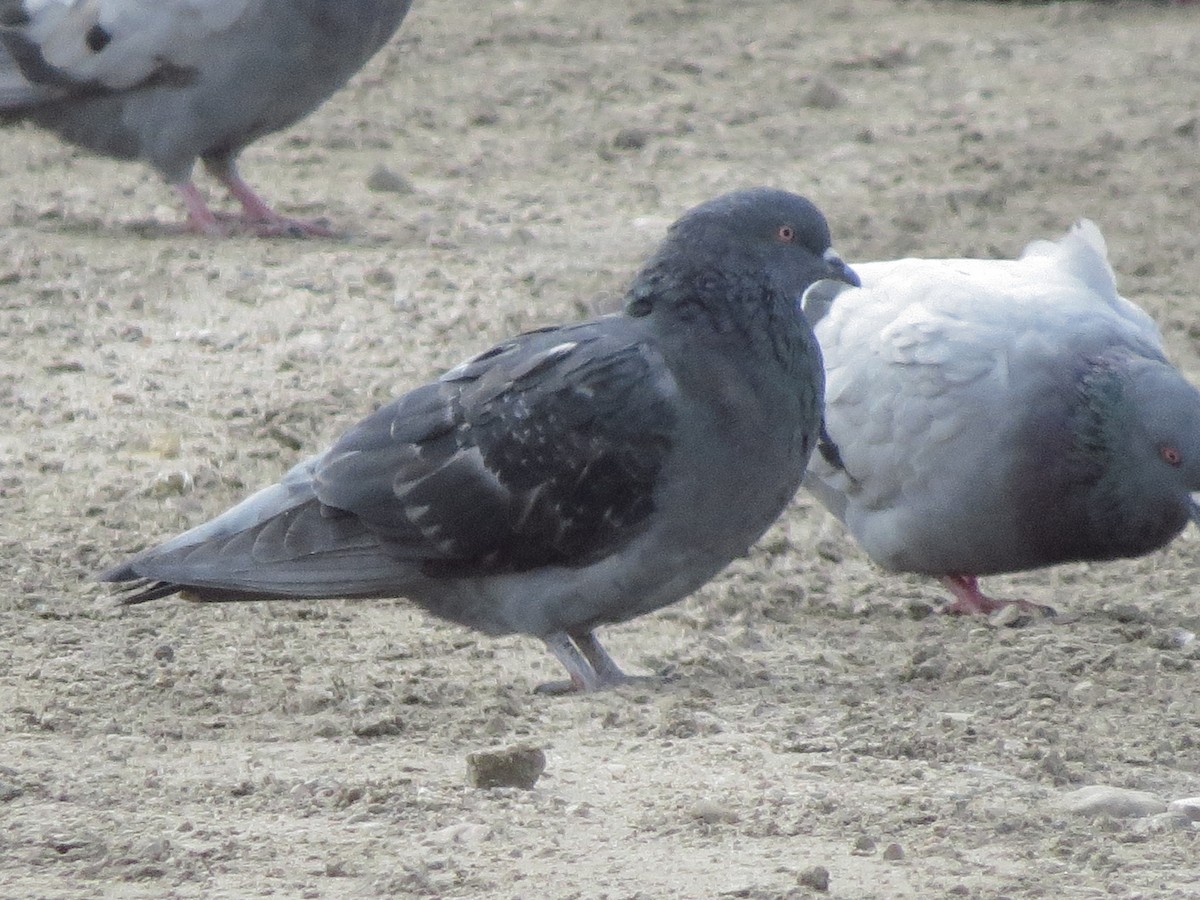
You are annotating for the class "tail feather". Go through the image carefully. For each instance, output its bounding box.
[111,579,187,605]
[99,500,423,604]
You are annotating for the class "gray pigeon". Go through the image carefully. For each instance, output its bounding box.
[0,0,413,235]
[101,187,861,692]
[804,220,1200,615]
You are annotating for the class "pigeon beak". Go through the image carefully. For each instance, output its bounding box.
[800,278,855,327]
[823,247,861,287]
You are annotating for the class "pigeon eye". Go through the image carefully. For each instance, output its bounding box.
[777,225,795,242]
[1160,444,1183,467]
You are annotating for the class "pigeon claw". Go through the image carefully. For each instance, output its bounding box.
[172,179,339,238]
[939,574,1057,618]
[537,630,661,694]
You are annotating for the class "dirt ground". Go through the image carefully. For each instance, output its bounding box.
[3,1,1200,897]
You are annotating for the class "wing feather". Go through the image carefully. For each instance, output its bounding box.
[316,321,680,576]
[0,0,254,97]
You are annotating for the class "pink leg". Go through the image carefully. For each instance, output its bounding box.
[210,161,336,238]
[173,181,224,236]
[940,574,1056,617]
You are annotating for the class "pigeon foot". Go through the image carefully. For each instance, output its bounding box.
[536,630,661,694]
[215,166,338,238]
[939,574,1057,617]
[173,180,337,238]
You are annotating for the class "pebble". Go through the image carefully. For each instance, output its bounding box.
[612,127,650,150]
[1132,811,1192,835]
[1056,785,1165,818]
[465,744,546,790]
[801,77,844,110]
[426,822,492,845]
[797,865,830,892]
[689,798,739,825]
[1167,796,1200,821]
[150,470,193,497]
[851,835,876,855]
[137,838,171,862]
[152,643,175,662]
[989,604,1034,628]
[366,165,414,194]
[148,431,182,459]
[882,843,904,861]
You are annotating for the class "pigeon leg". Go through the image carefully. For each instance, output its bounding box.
[173,181,225,236]
[572,631,645,688]
[536,632,600,695]
[939,574,1056,617]
[203,157,337,238]
[535,632,660,694]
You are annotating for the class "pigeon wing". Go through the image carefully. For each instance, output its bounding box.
[316,321,681,578]
[0,0,253,99]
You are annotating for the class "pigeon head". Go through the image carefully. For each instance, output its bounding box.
[1077,355,1200,557]
[625,188,859,320]
[1121,357,1200,528]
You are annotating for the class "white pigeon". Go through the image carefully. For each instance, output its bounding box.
[0,0,414,235]
[804,220,1200,614]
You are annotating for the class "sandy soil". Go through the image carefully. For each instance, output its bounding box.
[3,1,1200,897]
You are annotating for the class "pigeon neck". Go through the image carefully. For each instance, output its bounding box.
[625,260,812,366]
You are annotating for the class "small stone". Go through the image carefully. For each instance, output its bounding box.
[352,715,404,738]
[882,842,904,861]
[1057,785,1165,818]
[230,780,255,797]
[150,470,193,497]
[325,859,350,877]
[1167,796,1200,821]
[148,431,182,459]
[366,165,414,194]
[152,643,175,662]
[851,835,876,855]
[690,798,739,825]
[1039,749,1073,784]
[1132,811,1192,835]
[814,539,843,563]
[44,360,85,374]
[797,865,830,892]
[612,127,649,150]
[802,77,844,110]
[989,603,1032,628]
[907,600,935,620]
[364,267,396,289]
[138,838,170,862]
[466,744,545,790]
[0,781,23,802]
[426,822,492,845]
[1106,603,1146,624]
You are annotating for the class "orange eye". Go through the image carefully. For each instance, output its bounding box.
[777,225,795,242]
[1160,444,1183,466]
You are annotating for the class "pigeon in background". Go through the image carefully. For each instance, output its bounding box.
[0,0,414,235]
[805,220,1200,615]
[101,187,860,692]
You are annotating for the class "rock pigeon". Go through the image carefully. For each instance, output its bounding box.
[804,220,1200,615]
[0,0,414,235]
[101,187,860,692]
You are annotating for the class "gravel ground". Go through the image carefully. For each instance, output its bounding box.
[2,1,1199,897]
